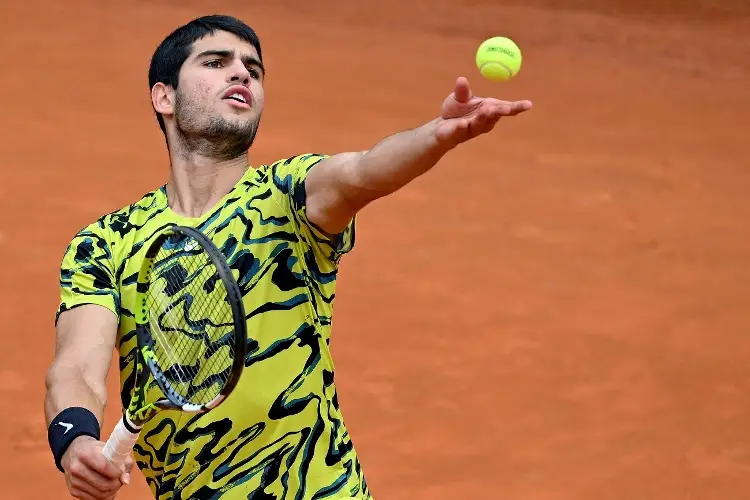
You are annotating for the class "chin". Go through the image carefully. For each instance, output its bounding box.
[223,111,255,124]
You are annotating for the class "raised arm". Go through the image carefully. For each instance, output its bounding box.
[45,305,132,498]
[304,76,532,234]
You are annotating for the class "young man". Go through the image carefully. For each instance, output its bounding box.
[44,14,532,500]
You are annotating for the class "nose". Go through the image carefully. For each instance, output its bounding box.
[228,59,250,85]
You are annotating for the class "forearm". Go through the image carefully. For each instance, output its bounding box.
[305,77,531,235]
[45,364,107,426]
[349,117,449,200]
[304,118,453,234]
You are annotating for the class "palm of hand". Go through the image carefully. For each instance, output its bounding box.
[435,77,532,149]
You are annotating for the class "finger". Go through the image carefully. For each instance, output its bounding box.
[481,99,531,117]
[507,100,533,116]
[472,115,499,138]
[80,447,126,479]
[69,460,121,495]
[482,116,501,135]
[452,77,472,103]
[69,478,108,500]
[122,454,134,484]
[486,103,512,120]
[68,490,97,500]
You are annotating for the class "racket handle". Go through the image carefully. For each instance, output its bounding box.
[102,417,140,467]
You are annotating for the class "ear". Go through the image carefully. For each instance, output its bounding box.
[151,82,175,117]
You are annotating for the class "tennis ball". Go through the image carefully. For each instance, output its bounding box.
[475,36,522,82]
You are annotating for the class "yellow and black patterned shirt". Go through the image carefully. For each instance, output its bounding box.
[56,154,370,499]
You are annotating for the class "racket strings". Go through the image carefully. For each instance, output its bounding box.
[157,251,222,390]
[152,251,228,402]
[159,257,201,380]
[146,235,238,406]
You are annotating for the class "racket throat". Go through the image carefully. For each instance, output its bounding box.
[123,412,142,434]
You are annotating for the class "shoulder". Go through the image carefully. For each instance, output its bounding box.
[254,154,330,187]
[63,186,167,256]
[77,187,166,238]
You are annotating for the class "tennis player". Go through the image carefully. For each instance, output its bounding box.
[44,14,531,499]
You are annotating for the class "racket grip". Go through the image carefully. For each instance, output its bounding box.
[102,417,140,467]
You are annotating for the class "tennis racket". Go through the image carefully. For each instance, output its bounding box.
[101,224,247,468]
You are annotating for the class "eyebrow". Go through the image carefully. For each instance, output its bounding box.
[194,49,265,75]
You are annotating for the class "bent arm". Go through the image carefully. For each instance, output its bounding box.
[45,305,118,427]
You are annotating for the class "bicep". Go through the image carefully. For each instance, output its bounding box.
[304,151,367,235]
[52,304,118,386]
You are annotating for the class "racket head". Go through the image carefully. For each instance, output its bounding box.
[125,224,247,427]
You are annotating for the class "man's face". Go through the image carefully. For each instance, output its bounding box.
[171,31,265,158]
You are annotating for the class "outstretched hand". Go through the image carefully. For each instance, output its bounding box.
[434,77,532,149]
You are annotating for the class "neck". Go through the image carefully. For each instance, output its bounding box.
[165,149,250,218]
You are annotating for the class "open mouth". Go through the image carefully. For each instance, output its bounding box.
[222,86,252,107]
[225,93,247,104]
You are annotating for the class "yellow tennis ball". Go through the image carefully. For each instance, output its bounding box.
[475,36,522,82]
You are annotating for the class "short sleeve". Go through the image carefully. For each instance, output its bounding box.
[55,220,120,325]
[269,153,356,263]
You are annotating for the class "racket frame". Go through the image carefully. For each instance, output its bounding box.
[102,224,247,467]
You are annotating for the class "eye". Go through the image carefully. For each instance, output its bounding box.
[249,68,261,80]
[204,60,223,68]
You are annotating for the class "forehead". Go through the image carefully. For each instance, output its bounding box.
[189,31,259,59]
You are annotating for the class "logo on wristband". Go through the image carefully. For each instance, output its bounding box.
[57,422,73,434]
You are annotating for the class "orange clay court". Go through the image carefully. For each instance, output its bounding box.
[1,0,749,498]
